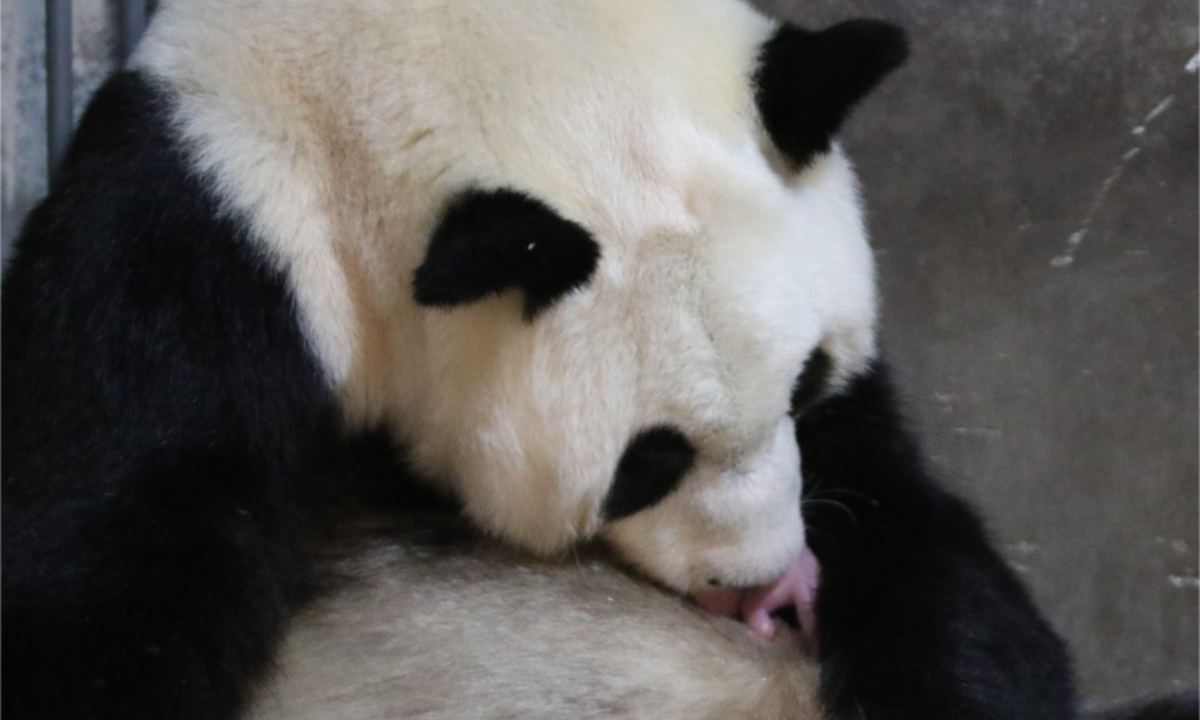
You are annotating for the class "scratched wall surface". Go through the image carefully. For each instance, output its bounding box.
[755,0,1199,707]
[3,0,1198,709]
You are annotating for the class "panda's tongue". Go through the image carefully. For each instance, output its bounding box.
[692,547,820,643]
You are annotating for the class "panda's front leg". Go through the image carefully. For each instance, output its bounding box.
[1,449,308,720]
[796,363,1077,720]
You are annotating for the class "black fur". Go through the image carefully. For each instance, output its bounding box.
[412,189,601,320]
[796,364,1078,720]
[756,19,908,168]
[790,347,832,415]
[1,71,339,720]
[603,426,697,521]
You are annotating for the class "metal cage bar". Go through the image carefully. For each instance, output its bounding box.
[118,0,147,63]
[45,0,73,180]
[45,0,151,180]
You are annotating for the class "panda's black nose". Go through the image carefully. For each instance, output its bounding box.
[603,426,696,521]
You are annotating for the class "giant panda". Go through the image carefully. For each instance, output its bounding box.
[1,0,1076,718]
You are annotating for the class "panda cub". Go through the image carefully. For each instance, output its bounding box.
[248,508,826,720]
[1,0,1074,718]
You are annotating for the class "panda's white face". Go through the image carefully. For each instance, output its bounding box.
[410,149,876,593]
[137,0,899,595]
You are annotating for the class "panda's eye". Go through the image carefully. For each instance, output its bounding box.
[603,426,696,521]
[412,188,601,320]
[789,348,832,416]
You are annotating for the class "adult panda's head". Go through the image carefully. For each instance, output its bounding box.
[402,9,908,595]
[137,0,905,595]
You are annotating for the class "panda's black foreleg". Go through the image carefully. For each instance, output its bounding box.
[1,450,308,720]
[796,363,1077,720]
[0,67,343,720]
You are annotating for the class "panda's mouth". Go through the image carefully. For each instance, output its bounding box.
[691,547,820,645]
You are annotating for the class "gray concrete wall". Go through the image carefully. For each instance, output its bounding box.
[3,0,1197,709]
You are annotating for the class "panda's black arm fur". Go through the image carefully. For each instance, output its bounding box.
[797,364,1078,720]
[1,71,338,720]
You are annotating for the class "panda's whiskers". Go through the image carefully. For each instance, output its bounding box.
[800,524,836,540]
[820,487,880,507]
[801,496,860,530]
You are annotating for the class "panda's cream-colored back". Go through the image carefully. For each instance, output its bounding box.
[134,0,879,596]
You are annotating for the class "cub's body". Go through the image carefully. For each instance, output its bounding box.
[249,514,823,720]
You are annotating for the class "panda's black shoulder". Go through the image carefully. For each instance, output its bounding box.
[1,68,341,720]
[2,69,332,499]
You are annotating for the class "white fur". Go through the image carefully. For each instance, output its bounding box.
[133,0,878,592]
[248,524,823,720]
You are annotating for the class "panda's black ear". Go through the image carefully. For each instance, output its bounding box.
[755,19,908,168]
[413,189,601,320]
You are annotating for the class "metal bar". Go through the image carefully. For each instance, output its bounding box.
[46,0,73,182]
[118,0,147,64]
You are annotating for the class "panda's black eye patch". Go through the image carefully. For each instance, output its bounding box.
[603,426,696,522]
[755,19,907,168]
[790,348,832,416]
[413,188,601,320]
